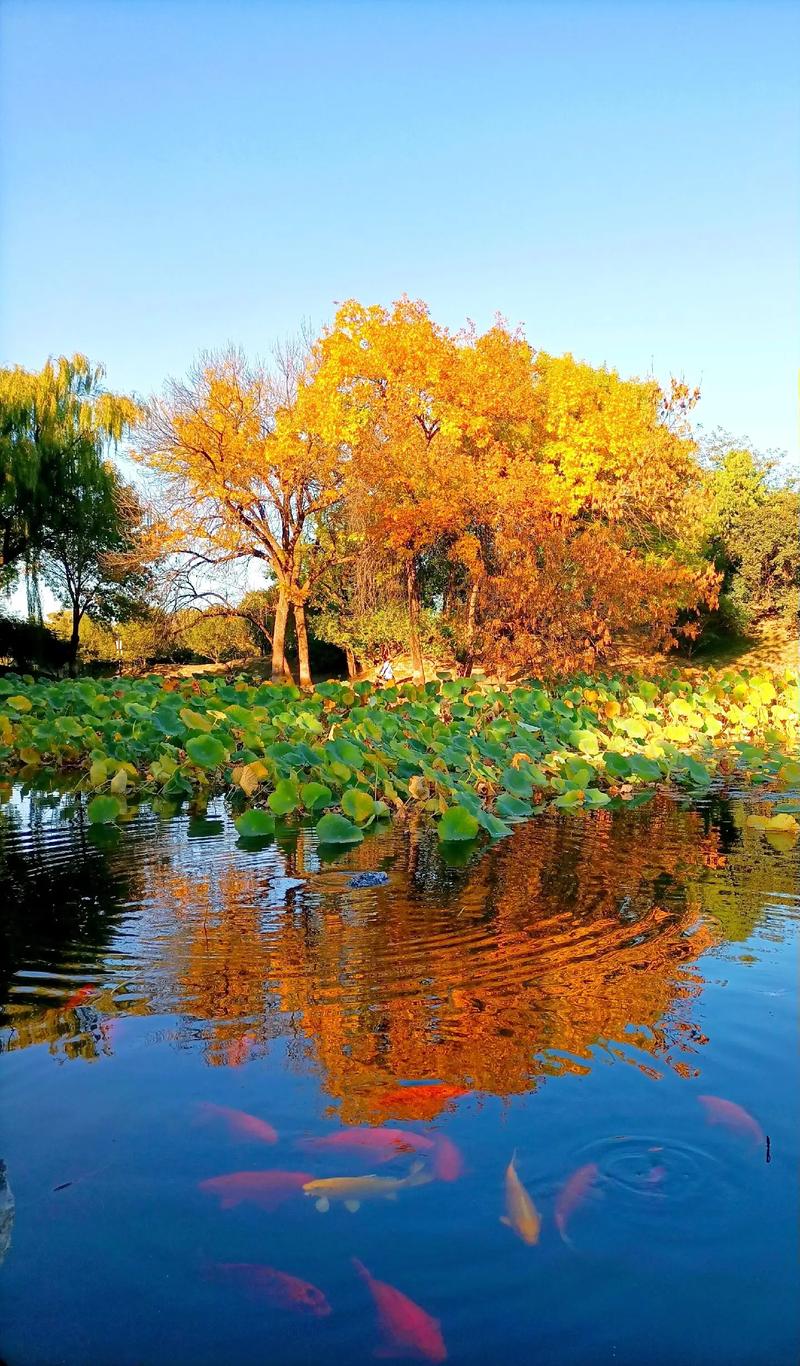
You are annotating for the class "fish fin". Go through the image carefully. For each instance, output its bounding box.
[409,1159,424,1175]
[351,1257,370,1282]
[315,1197,330,1213]
[344,1200,361,1213]
[499,1215,511,1226]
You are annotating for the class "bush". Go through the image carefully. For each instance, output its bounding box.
[0,615,72,675]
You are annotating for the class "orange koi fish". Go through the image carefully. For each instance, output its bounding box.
[198,1169,311,1211]
[698,1095,765,1145]
[298,1127,434,1163]
[501,1152,540,1245]
[554,1162,600,1244]
[63,985,95,1010]
[207,1262,331,1317]
[197,1102,277,1145]
[352,1257,447,1362]
[432,1136,464,1182]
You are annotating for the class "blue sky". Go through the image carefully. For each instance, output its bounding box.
[1,0,797,460]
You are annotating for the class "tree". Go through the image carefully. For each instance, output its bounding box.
[704,439,799,626]
[42,465,152,672]
[459,359,717,673]
[0,355,139,579]
[304,299,537,680]
[183,609,252,663]
[142,342,346,687]
[305,300,713,678]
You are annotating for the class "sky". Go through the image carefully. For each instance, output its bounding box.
[1,0,798,463]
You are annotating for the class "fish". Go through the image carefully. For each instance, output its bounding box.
[501,1151,540,1245]
[698,1095,765,1146]
[63,984,95,1010]
[197,1102,278,1145]
[645,1164,667,1186]
[198,1169,312,1210]
[352,1257,447,1362]
[554,1162,600,1244]
[375,1084,468,1113]
[303,1161,433,1213]
[432,1136,463,1182]
[298,1127,434,1163]
[206,1262,331,1317]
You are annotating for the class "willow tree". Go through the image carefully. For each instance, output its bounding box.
[0,354,139,582]
[142,344,345,686]
[42,466,151,672]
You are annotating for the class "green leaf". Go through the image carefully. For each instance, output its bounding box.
[267,777,301,815]
[300,781,334,811]
[87,794,122,825]
[185,734,227,769]
[583,788,611,807]
[341,788,377,824]
[627,753,662,782]
[316,811,364,844]
[501,767,533,798]
[234,809,276,838]
[602,751,630,779]
[681,757,712,788]
[495,793,533,819]
[438,805,480,842]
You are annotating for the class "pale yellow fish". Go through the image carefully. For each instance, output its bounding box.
[303,1161,432,1213]
[501,1151,540,1245]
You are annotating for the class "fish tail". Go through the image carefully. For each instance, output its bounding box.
[351,1257,371,1283]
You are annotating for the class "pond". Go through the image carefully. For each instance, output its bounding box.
[0,791,798,1365]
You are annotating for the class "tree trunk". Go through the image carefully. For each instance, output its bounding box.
[461,580,479,678]
[345,645,357,679]
[271,589,290,683]
[294,598,312,690]
[68,602,81,677]
[406,557,425,683]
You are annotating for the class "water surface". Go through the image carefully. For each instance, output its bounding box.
[1,791,797,1365]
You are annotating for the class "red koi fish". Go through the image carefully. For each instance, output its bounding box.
[375,1084,468,1119]
[207,1262,331,1317]
[698,1095,765,1146]
[64,984,95,1010]
[432,1136,464,1182]
[298,1127,434,1163]
[352,1257,447,1362]
[198,1170,311,1211]
[645,1164,667,1186]
[197,1102,278,1145]
[554,1162,600,1244]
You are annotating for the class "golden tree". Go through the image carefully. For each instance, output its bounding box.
[142,342,345,686]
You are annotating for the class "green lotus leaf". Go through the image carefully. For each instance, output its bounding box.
[87,794,122,825]
[316,811,364,844]
[341,788,377,824]
[185,734,227,769]
[267,778,302,815]
[235,809,276,838]
[438,805,480,842]
[300,781,334,811]
[495,793,533,819]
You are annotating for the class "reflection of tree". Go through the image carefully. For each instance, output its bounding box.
[0,793,146,1061]
[4,794,785,1097]
[695,800,799,942]
[136,799,739,1118]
